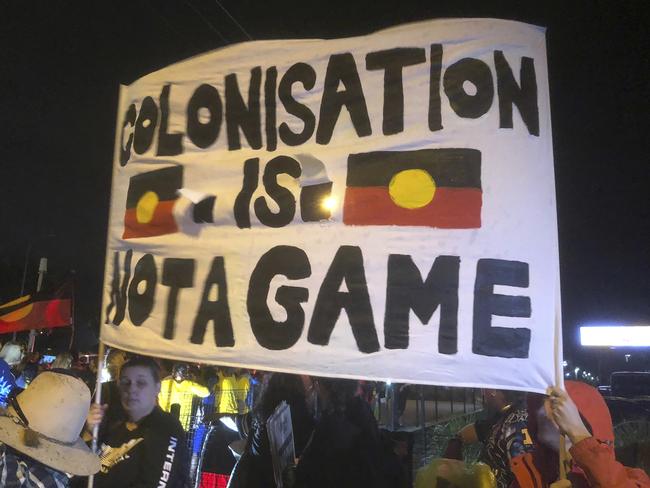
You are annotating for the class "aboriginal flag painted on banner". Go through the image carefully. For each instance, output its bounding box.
[123,166,183,239]
[0,294,71,333]
[343,149,482,228]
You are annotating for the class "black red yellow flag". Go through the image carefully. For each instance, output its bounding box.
[123,166,183,239]
[0,294,71,333]
[343,149,482,228]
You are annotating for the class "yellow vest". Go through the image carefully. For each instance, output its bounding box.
[158,377,209,430]
[214,372,250,414]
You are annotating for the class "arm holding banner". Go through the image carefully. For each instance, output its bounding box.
[510,383,650,488]
[548,387,650,488]
[84,403,108,442]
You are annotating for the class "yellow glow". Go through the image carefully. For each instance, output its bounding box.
[321,196,337,211]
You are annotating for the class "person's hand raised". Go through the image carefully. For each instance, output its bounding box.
[546,387,591,445]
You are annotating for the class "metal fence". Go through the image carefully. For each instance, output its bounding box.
[162,385,255,488]
[171,383,482,487]
[375,384,482,430]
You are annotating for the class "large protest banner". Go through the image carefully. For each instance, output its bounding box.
[101,18,559,393]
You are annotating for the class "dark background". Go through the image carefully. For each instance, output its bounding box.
[1,1,648,375]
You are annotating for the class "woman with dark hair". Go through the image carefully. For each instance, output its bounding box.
[294,377,398,488]
[85,356,189,488]
[229,372,314,488]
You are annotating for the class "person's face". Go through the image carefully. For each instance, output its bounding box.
[119,366,160,422]
[481,389,505,412]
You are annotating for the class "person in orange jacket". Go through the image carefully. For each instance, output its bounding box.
[509,380,650,487]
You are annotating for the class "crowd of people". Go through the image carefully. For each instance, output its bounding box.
[0,341,647,488]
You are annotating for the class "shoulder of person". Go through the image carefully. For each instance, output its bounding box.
[145,407,186,437]
[316,411,360,450]
[504,406,528,425]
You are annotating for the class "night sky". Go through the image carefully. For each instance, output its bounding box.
[1,1,648,369]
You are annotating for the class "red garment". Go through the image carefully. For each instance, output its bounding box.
[509,381,650,488]
[570,436,650,487]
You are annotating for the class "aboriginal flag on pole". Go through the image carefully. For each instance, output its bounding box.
[343,149,482,228]
[123,166,183,239]
[0,294,71,334]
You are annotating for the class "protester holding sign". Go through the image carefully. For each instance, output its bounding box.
[85,356,189,488]
[509,381,650,487]
[229,372,313,488]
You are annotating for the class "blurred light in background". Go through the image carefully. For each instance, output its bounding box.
[580,325,650,347]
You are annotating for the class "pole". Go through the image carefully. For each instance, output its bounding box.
[87,341,106,488]
[19,243,32,297]
[87,78,126,488]
[14,243,33,341]
[388,383,396,430]
[27,258,47,353]
[554,277,569,482]
[68,274,76,351]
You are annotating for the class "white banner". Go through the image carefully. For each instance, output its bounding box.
[101,18,559,393]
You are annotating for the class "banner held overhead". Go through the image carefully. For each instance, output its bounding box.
[101,18,559,393]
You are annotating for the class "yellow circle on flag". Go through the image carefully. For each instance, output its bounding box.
[1,304,33,322]
[136,191,159,224]
[389,169,436,209]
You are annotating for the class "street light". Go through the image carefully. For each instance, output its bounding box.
[19,233,56,295]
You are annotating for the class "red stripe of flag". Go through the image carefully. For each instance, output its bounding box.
[343,187,482,228]
[0,299,71,333]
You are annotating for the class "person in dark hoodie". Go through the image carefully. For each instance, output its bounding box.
[509,380,650,488]
[293,377,403,488]
[228,372,314,488]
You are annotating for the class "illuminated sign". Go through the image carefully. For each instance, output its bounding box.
[580,326,650,347]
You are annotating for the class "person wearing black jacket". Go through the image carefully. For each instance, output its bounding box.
[228,372,314,488]
[86,356,189,488]
[294,378,402,488]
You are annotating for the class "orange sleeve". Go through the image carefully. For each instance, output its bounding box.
[509,453,544,488]
[570,437,650,488]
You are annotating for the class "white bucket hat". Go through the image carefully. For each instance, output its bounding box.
[0,343,23,366]
[0,371,101,476]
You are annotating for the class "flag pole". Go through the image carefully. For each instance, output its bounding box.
[14,243,33,341]
[27,257,47,353]
[68,274,76,351]
[86,80,128,488]
[554,276,569,482]
[87,340,106,488]
[86,82,128,488]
